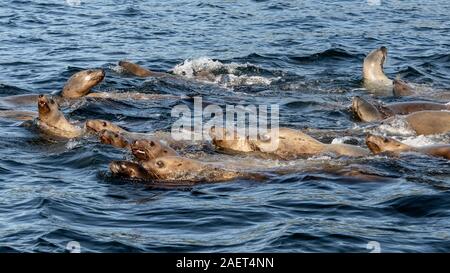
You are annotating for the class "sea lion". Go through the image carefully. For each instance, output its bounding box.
[131,139,178,161]
[140,156,258,182]
[393,78,414,96]
[0,110,37,121]
[99,130,131,149]
[209,126,370,159]
[366,134,450,159]
[352,96,450,122]
[363,47,416,96]
[109,161,152,180]
[0,69,105,108]
[363,46,392,92]
[37,95,82,138]
[62,69,106,98]
[118,60,168,78]
[85,119,127,134]
[397,110,450,135]
[85,92,180,100]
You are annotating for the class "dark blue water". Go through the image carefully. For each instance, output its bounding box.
[1,0,450,252]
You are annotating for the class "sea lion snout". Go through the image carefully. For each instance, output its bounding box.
[351,96,382,122]
[365,134,383,154]
[61,69,105,98]
[109,160,149,179]
[37,95,54,115]
[88,69,106,81]
[99,129,113,144]
[131,139,177,161]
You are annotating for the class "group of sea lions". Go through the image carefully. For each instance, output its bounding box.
[1,46,449,185]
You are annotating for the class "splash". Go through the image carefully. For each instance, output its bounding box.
[172,57,277,87]
[331,136,356,144]
[400,135,438,147]
[66,139,81,150]
[109,64,125,74]
[372,117,416,136]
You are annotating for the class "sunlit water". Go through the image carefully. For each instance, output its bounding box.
[0,0,449,252]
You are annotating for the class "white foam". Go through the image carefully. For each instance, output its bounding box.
[373,117,416,136]
[172,57,276,87]
[109,64,125,74]
[218,74,274,88]
[331,136,354,144]
[399,135,437,147]
[66,139,81,150]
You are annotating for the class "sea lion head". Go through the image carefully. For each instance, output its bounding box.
[109,160,150,180]
[38,94,62,123]
[209,126,255,152]
[141,156,204,180]
[131,139,178,161]
[351,96,383,122]
[99,130,129,148]
[118,60,152,77]
[393,78,414,96]
[61,69,105,98]
[365,134,410,154]
[363,46,391,86]
[85,119,125,134]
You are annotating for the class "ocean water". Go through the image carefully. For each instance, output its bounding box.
[0,0,450,252]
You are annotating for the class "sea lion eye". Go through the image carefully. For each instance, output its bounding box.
[163,150,168,153]
[102,121,107,127]
[50,99,55,104]
[114,133,119,138]
[156,161,165,168]
[150,141,155,147]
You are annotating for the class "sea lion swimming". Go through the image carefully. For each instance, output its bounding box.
[140,156,262,182]
[118,60,168,78]
[389,110,450,135]
[85,119,127,134]
[99,130,131,149]
[109,161,152,180]
[366,134,450,160]
[363,46,392,92]
[37,95,83,138]
[131,139,178,161]
[351,96,450,122]
[0,69,105,108]
[209,126,370,159]
[393,78,414,96]
[62,69,106,98]
[363,47,415,96]
[110,156,263,183]
[0,110,37,121]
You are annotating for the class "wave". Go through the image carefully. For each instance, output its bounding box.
[288,48,361,63]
